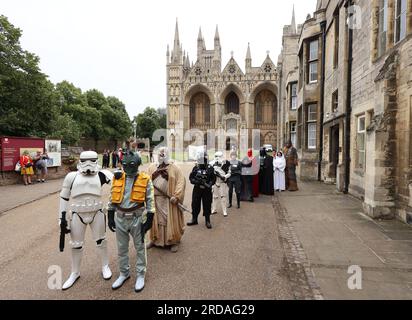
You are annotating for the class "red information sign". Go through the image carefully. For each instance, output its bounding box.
[0,137,44,172]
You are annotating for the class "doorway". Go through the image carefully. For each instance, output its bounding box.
[330,125,340,179]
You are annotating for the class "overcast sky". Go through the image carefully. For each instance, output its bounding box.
[1,0,316,118]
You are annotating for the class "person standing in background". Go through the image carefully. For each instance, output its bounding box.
[34,150,49,183]
[20,150,34,186]
[273,151,286,192]
[284,140,299,192]
[261,148,274,195]
[112,150,118,169]
[102,150,109,168]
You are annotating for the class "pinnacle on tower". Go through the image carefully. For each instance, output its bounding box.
[172,18,182,63]
[291,5,297,34]
[246,43,252,69]
[198,27,203,41]
[174,18,180,47]
[214,25,221,51]
[197,27,205,59]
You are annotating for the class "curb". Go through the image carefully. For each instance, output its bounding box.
[0,190,61,217]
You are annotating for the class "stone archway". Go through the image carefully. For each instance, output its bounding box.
[183,84,215,132]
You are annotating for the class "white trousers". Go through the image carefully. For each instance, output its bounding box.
[212,182,228,214]
[68,210,109,273]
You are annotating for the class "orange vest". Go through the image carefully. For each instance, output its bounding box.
[111,172,150,204]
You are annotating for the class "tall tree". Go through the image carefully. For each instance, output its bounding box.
[0,15,57,137]
[134,107,160,143]
[85,89,107,110]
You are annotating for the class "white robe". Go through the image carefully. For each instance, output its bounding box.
[273,156,286,191]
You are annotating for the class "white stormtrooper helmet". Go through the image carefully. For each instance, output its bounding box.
[158,147,170,165]
[214,151,224,165]
[77,151,99,175]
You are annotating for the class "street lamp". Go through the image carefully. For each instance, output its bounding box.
[132,120,137,141]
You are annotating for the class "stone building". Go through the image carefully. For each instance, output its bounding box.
[166,21,279,153]
[277,7,301,150]
[278,0,412,223]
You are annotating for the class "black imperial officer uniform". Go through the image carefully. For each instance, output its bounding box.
[187,152,216,229]
[228,150,243,209]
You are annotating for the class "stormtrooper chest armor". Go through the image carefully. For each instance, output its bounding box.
[70,174,103,213]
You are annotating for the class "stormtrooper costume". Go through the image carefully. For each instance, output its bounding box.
[210,151,231,217]
[59,151,113,290]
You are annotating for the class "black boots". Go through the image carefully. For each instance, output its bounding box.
[205,216,212,229]
[187,216,211,229]
[228,193,240,209]
[187,217,198,226]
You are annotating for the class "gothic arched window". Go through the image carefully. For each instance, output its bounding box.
[254,90,277,124]
[189,92,211,127]
[225,92,240,114]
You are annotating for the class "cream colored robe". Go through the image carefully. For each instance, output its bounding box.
[146,162,186,245]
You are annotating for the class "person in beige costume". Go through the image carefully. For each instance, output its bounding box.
[146,147,186,253]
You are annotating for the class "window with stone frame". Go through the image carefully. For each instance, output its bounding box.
[333,11,340,69]
[356,115,366,170]
[290,122,297,148]
[299,53,304,90]
[307,104,317,150]
[308,39,319,84]
[332,90,339,113]
[225,92,240,114]
[290,82,298,110]
[297,106,303,149]
[394,0,407,44]
[255,90,277,124]
[378,0,388,57]
[190,92,211,127]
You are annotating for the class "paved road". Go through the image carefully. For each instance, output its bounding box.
[0,163,293,300]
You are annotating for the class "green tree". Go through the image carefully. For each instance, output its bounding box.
[49,113,81,145]
[107,96,126,112]
[55,81,87,109]
[85,89,107,110]
[134,107,160,143]
[0,15,57,137]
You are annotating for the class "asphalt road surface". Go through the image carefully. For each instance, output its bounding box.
[0,163,293,300]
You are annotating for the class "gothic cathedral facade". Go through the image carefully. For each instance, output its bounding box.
[166,21,279,152]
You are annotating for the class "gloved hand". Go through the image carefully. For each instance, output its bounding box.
[143,212,154,233]
[108,210,116,232]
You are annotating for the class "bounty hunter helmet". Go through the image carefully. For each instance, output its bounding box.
[122,150,142,177]
[78,151,99,175]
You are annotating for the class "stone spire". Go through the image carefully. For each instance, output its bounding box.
[291,4,297,34]
[214,25,220,45]
[172,18,182,63]
[245,42,252,70]
[197,27,205,60]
